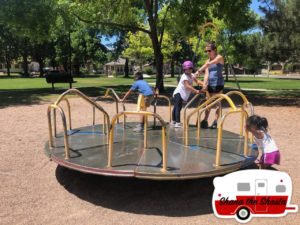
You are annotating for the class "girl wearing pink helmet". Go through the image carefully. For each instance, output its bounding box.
[171,60,203,128]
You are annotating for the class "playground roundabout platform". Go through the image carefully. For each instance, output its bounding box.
[45,88,258,180]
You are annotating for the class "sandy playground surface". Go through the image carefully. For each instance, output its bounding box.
[0,97,299,225]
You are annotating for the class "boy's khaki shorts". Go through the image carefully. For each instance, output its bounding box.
[137,94,154,111]
[144,95,154,108]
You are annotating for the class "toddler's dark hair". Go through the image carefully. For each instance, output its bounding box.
[134,72,143,80]
[246,115,268,131]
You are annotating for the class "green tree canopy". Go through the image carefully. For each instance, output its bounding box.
[259,0,300,67]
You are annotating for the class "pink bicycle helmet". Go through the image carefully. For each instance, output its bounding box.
[182,60,194,70]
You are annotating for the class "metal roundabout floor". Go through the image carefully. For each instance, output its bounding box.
[45,122,258,180]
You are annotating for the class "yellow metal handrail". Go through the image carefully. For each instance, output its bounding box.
[104,88,121,101]
[108,111,168,172]
[225,91,249,104]
[93,95,123,125]
[53,97,71,137]
[215,109,249,166]
[183,92,208,133]
[185,94,237,144]
[225,91,253,135]
[136,94,145,111]
[48,89,110,157]
[102,88,127,127]
[54,88,110,134]
[47,104,70,159]
[185,92,251,167]
[153,95,172,126]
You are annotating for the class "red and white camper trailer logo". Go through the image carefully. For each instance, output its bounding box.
[212,169,298,223]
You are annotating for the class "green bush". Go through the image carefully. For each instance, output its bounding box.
[144,68,154,75]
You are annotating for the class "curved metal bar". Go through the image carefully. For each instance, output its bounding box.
[53,98,72,137]
[215,109,249,166]
[137,94,145,111]
[225,91,253,136]
[185,94,237,144]
[108,111,168,172]
[102,88,127,127]
[47,104,70,159]
[243,102,254,142]
[93,95,119,125]
[62,98,72,130]
[153,95,171,126]
[183,92,207,133]
[54,88,110,136]
[104,88,121,102]
[225,91,248,102]
[243,102,254,116]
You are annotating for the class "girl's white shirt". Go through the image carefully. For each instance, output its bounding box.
[173,73,195,101]
[254,131,279,154]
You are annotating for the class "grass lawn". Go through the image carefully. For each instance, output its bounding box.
[0,75,299,108]
[224,77,300,90]
[1,76,299,90]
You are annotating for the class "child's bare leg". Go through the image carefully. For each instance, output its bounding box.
[215,103,221,121]
[204,108,211,121]
[140,115,144,124]
[260,164,270,169]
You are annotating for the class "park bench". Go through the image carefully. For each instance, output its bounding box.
[45,70,77,90]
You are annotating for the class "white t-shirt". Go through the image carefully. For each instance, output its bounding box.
[173,73,195,101]
[254,132,279,154]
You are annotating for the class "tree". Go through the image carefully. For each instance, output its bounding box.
[0,26,19,76]
[0,0,58,76]
[68,0,215,92]
[69,0,256,91]
[122,31,154,71]
[71,25,108,76]
[259,0,300,72]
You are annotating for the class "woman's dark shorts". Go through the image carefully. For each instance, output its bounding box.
[208,85,224,93]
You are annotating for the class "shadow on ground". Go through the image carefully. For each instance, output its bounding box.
[1,86,299,108]
[55,163,264,216]
[55,165,215,217]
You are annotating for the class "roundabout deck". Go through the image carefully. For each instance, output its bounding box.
[45,88,257,180]
[45,122,258,180]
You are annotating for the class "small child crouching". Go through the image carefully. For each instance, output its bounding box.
[246,115,280,169]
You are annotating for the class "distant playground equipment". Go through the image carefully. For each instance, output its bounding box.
[45,87,257,180]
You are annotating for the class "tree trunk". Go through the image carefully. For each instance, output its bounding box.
[22,52,29,77]
[154,47,164,93]
[171,57,175,78]
[225,63,229,82]
[145,0,164,93]
[68,32,72,76]
[124,58,129,78]
[5,48,11,77]
[74,62,80,76]
[21,40,29,77]
[267,62,271,78]
[280,62,286,75]
[37,58,44,77]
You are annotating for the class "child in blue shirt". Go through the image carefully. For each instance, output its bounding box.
[121,72,154,132]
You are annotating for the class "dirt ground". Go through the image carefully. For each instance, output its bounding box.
[0,98,299,225]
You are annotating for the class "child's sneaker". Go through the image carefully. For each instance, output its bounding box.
[133,126,144,132]
[210,120,218,129]
[174,122,182,128]
[133,123,144,132]
[200,120,208,129]
[170,121,176,126]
